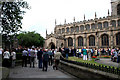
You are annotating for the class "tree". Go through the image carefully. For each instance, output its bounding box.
[1,0,30,49]
[1,0,29,34]
[17,31,45,47]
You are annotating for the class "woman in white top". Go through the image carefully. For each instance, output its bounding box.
[35,48,38,65]
[3,49,10,67]
[11,49,16,68]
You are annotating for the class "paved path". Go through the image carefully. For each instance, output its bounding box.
[96,58,120,67]
[9,64,76,78]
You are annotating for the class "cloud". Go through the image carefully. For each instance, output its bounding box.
[22,0,111,38]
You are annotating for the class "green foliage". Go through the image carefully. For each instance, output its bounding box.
[68,57,117,68]
[16,53,22,60]
[1,0,30,35]
[1,0,30,49]
[17,31,44,47]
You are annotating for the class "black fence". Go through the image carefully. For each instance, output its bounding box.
[61,58,120,75]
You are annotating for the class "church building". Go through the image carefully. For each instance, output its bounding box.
[44,0,120,49]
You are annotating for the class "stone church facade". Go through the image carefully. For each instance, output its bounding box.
[44,0,120,49]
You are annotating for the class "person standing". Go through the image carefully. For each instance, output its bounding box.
[98,48,101,57]
[91,48,94,57]
[11,49,16,68]
[22,48,28,67]
[48,49,53,66]
[3,49,10,67]
[113,49,118,62]
[79,48,82,58]
[111,48,115,61]
[28,48,31,64]
[88,49,91,61]
[82,47,87,60]
[35,48,38,65]
[76,48,79,57]
[37,48,43,68]
[108,48,111,56]
[65,47,69,59]
[42,49,49,71]
[30,46,35,68]
[117,50,120,63]
[94,48,98,57]
[53,48,64,70]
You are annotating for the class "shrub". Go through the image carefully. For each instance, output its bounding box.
[16,53,22,60]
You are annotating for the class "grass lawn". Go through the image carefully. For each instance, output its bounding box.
[68,57,118,68]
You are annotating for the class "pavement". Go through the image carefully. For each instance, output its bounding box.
[9,64,76,78]
[6,58,120,79]
[96,58,120,67]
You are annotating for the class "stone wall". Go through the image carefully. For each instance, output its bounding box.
[59,61,120,79]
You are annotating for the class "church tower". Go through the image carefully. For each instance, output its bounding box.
[111,0,120,16]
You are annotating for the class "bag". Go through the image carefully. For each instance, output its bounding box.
[81,54,83,57]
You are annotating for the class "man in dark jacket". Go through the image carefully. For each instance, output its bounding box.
[37,48,43,68]
[65,47,69,59]
[42,49,49,71]
[22,48,28,67]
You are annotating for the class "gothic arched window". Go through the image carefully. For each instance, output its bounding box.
[66,27,69,33]
[80,25,84,31]
[91,23,97,29]
[71,27,74,33]
[68,37,73,47]
[103,21,109,28]
[111,20,116,27]
[98,22,102,29]
[116,32,120,46]
[62,28,65,33]
[59,29,61,34]
[89,35,95,46]
[117,4,120,15]
[78,36,83,46]
[85,24,90,30]
[101,34,109,46]
[117,19,120,26]
[76,26,79,32]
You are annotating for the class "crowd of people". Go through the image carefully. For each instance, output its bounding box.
[2,46,64,71]
[2,48,16,67]
[62,47,120,62]
[1,46,120,70]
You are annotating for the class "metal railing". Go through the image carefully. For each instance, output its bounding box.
[61,58,120,75]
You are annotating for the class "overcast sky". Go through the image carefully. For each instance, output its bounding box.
[22,0,111,38]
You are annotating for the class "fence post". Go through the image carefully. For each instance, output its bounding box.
[105,66,108,72]
[102,65,104,71]
[112,67,115,74]
[109,66,111,73]
[99,65,101,70]
[116,68,119,74]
